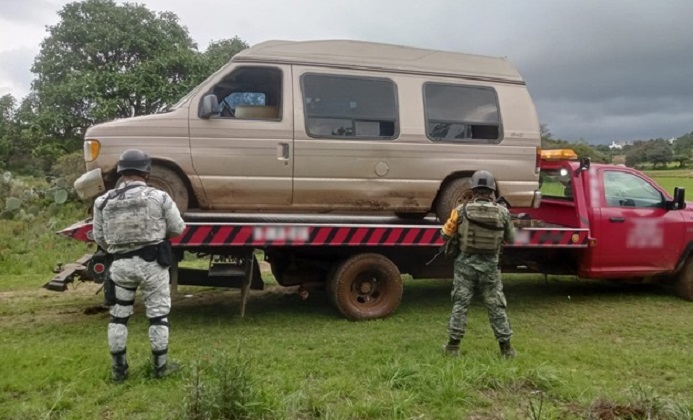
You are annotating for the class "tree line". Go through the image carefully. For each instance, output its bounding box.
[541,125,693,169]
[0,0,248,175]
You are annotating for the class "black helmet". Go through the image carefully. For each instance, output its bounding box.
[471,170,496,192]
[117,149,151,175]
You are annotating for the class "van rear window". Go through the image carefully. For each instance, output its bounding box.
[424,83,501,143]
[302,74,398,139]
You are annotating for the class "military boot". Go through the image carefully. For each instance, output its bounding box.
[153,351,180,379]
[111,350,129,383]
[442,339,461,357]
[499,340,516,359]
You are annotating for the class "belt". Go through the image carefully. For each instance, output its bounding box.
[112,245,158,261]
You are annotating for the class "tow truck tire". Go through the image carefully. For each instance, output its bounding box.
[676,257,693,301]
[118,165,189,212]
[436,177,473,222]
[328,253,403,320]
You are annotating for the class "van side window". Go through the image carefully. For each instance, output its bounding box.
[301,74,398,139]
[210,66,281,120]
[424,83,501,143]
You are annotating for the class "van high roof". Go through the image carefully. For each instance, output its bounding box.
[232,40,525,85]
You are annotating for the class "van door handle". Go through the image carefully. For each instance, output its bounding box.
[609,217,625,223]
[277,143,290,161]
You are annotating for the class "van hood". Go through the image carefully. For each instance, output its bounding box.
[84,108,189,139]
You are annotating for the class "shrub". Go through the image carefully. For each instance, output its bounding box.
[183,348,274,419]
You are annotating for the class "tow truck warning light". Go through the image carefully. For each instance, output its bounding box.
[541,149,578,161]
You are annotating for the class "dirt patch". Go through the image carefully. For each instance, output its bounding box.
[589,400,646,420]
[84,305,110,315]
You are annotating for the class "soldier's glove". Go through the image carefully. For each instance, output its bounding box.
[441,208,459,237]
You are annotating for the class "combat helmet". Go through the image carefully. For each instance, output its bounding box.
[470,170,497,192]
[117,149,152,175]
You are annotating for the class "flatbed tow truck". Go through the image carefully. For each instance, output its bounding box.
[46,150,693,320]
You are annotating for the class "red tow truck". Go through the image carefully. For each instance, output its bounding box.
[47,150,693,320]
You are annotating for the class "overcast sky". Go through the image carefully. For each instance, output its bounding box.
[0,0,691,144]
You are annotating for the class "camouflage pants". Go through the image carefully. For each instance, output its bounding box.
[108,256,171,363]
[448,261,513,342]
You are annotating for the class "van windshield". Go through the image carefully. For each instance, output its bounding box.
[167,65,229,111]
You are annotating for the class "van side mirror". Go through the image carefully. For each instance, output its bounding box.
[667,187,686,210]
[199,94,218,119]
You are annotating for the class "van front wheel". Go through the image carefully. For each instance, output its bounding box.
[435,178,473,222]
[117,165,189,213]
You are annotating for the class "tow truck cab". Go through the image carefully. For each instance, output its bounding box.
[518,150,691,280]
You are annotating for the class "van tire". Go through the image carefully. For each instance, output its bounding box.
[436,178,473,222]
[148,166,189,213]
[115,165,189,212]
[676,256,693,301]
[328,253,403,320]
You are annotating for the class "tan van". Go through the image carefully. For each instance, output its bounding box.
[80,40,542,220]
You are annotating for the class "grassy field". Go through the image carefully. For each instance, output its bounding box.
[645,169,693,197]
[1,171,693,419]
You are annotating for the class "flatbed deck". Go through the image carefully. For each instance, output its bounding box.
[59,213,590,249]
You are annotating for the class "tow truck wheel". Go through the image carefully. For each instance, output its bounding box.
[328,253,403,320]
[435,177,473,221]
[117,165,189,213]
[676,256,693,301]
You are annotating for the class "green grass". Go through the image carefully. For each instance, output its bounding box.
[2,174,693,418]
[2,270,692,418]
[646,169,693,197]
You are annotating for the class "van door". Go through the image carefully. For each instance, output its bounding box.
[291,70,405,211]
[189,65,293,208]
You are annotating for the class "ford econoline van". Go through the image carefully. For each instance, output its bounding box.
[80,39,542,220]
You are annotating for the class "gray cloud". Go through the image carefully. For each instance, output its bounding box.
[495,1,693,142]
[0,0,57,23]
[0,47,36,98]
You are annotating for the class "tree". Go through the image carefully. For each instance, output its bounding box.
[202,37,249,76]
[674,153,690,168]
[673,131,693,158]
[645,142,674,169]
[0,94,17,168]
[540,125,609,163]
[30,0,204,153]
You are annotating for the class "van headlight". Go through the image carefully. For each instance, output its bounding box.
[84,140,101,162]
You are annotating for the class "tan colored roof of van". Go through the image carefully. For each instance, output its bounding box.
[232,40,525,84]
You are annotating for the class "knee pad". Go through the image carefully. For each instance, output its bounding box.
[148,314,170,328]
[110,315,130,325]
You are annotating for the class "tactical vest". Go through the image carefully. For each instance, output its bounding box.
[101,186,165,246]
[457,199,505,254]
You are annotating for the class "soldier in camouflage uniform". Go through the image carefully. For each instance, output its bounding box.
[93,149,186,382]
[441,170,516,359]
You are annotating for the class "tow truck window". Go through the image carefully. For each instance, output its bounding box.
[603,171,664,208]
[539,169,573,200]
